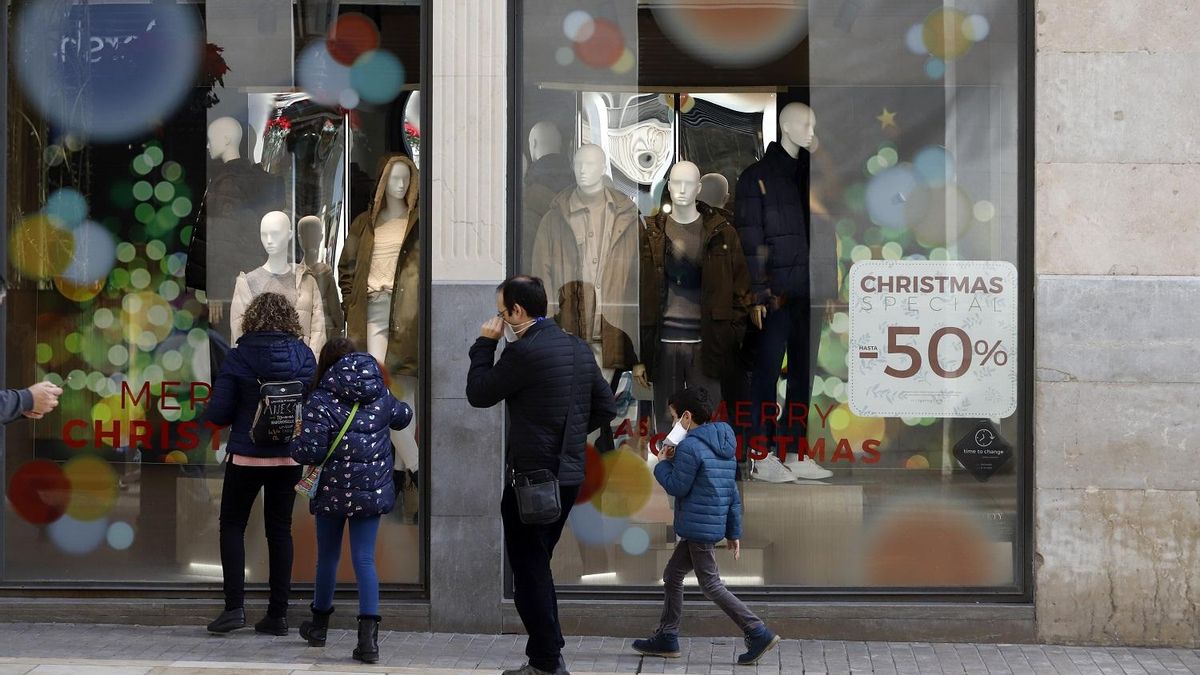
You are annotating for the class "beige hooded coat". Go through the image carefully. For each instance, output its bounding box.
[338,154,420,377]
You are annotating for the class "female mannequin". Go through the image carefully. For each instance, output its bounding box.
[229,211,326,355]
[338,154,420,519]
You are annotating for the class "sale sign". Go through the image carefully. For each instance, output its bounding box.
[848,260,1017,418]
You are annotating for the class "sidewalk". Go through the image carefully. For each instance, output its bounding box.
[0,623,1197,674]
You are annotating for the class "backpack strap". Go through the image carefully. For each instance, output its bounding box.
[317,402,359,468]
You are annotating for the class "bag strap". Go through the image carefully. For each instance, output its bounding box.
[318,402,359,468]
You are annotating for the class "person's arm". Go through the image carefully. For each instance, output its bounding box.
[465,337,531,408]
[338,218,362,315]
[390,396,413,431]
[290,399,333,465]
[204,353,241,427]
[228,274,250,344]
[653,439,701,498]
[733,172,771,305]
[587,360,618,433]
[297,341,318,390]
[728,227,753,337]
[0,388,32,425]
[726,479,743,542]
[306,276,326,355]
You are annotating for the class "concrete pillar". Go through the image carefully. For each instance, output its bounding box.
[1035,0,1200,647]
[426,0,508,633]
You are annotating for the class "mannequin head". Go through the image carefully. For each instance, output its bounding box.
[573,144,607,195]
[699,173,730,209]
[298,215,324,262]
[667,162,702,210]
[528,121,563,162]
[385,161,412,202]
[259,211,293,260]
[207,117,243,162]
[778,102,817,156]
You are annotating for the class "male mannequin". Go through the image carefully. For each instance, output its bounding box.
[187,117,285,330]
[531,144,640,381]
[338,154,421,511]
[698,173,731,211]
[229,211,326,355]
[734,102,832,481]
[522,122,575,267]
[634,161,750,434]
[298,215,344,339]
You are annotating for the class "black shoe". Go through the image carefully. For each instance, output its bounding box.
[352,614,381,664]
[254,614,288,636]
[206,608,246,634]
[299,604,334,647]
[632,630,681,658]
[737,627,780,666]
[501,665,559,675]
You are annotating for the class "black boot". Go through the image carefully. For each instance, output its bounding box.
[254,614,288,636]
[352,615,381,664]
[299,604,334,647]
[207,607,246,634]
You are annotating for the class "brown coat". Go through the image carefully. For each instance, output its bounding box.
[338,154,420,377]
[639,203,752,380]
[530,185,640,370]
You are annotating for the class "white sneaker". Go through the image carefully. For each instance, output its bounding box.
[785,457,833,481]
[750,455,796,483]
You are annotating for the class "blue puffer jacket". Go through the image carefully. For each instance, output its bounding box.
[205,331,316,458]
[291,353,412,518]
[653,422,742,544]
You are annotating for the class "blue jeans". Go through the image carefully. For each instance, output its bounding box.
[313,514,381,616]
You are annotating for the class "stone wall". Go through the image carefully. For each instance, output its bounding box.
[1034,0,1200,646]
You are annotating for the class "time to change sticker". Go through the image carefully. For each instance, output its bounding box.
[848,260,1017,419]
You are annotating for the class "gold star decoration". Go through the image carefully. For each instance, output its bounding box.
[877,107,898,129]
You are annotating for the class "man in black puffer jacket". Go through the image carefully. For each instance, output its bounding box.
[467,275,617,675]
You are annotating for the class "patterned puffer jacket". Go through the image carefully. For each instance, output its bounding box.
[291,352,412,517]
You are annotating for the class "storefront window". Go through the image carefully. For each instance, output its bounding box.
[3,0,424,586]
[515,1,1025,591]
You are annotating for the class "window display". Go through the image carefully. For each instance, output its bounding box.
[3,1,424,586]
[515,1,1025,592]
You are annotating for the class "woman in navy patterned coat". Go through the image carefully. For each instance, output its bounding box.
[290,337,412,663]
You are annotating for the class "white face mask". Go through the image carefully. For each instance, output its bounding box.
[665,417,690,447]
[503,318,537,342]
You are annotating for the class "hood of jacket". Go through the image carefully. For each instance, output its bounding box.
[319,352,388,403]
[233,331,314,381]
[685,422,737,460]
[368,153,420,227]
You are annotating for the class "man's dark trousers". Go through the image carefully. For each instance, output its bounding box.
[501,483,581,672]
[748,298,816,446]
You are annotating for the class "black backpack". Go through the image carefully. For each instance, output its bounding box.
[249,380,306,446]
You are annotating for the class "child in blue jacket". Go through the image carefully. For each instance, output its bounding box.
[633,387,780,666]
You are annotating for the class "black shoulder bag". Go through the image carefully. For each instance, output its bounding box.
[509,345,575,525]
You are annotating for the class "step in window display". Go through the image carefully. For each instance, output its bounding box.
[515,1,1025,591]
[3,1,423,585]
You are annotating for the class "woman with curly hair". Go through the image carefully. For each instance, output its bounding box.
[204,292,316,636]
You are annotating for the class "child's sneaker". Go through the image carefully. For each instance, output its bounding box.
[736,627,780,665]
[632,630,681,658]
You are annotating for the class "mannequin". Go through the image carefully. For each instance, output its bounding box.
[522,121,574,267]
[229,211,326,354]
[635,161,750,434]
[531,144,640,380]
[698,172,731,211]
[338,154,421,511]
[734,102,831,481]
[298,215,345,339]
[186,117,285,331]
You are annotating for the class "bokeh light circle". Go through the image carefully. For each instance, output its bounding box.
[49,515,109,556]
[10,214,74,279]
[563,10,596,43]
[576,445,607,504]
[963,15,991,42]
[60,220,117,285]
[63,456,119,521]
[15,1,202,141]
[574,18,625,69]
[46,188,88,228]
[107,522,136,550]
[327,13,380,66]
[555,47,575,67]
[620,526,651,556]
[567,502,627,546]
[54,277,105,302]
[653,6,808,68]
[8,460,70,525]
[905,23,928,55]
[925,58,947,80]
[350,50,405,105]
[865,165,929,229]
[592,448,653,518]
[922,8,972,61]
[913,146,954,186]
[297,41,353,107]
